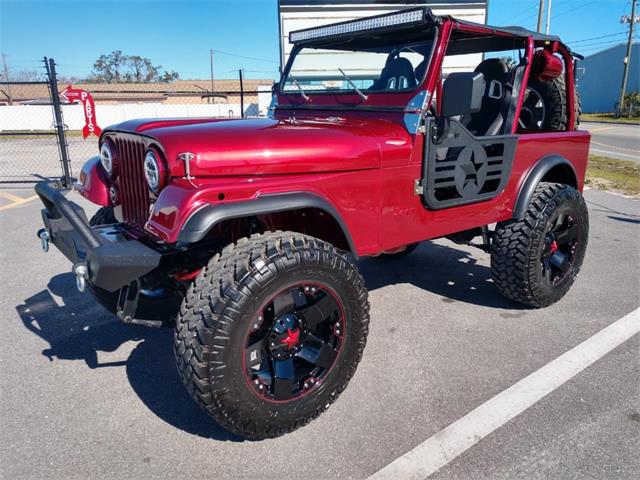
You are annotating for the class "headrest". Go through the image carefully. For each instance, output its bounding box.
[376,56,417,90]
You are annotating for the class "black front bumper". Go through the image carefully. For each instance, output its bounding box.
[35,181,162,292]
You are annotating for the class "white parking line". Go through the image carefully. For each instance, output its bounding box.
[368,308,640,480]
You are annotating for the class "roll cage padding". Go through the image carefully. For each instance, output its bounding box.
[177,192,358,256]
[513,155,578,220]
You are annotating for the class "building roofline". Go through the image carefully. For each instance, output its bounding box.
[583,41,639,59]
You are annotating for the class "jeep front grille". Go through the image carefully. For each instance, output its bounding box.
[113,136,150,229]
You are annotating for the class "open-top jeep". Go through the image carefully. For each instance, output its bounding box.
[35,8,590,439]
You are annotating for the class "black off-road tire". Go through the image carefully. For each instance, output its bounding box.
[89,206,117,226]
[174,231,370,439]
[525,75,581,131]
[491,182,588,308]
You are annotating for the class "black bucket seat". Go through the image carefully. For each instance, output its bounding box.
[371,55,417,91]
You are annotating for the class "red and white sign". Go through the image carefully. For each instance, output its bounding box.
[60,85,102,139]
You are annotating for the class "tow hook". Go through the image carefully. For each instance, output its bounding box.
[38,229,50,252]
[74,263,88,293]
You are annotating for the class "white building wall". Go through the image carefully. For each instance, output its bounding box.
[0,103,254,132]
[279,1,488,76]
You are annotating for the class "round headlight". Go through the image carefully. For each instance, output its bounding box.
[144,149,165,193]
[100,141,114,176]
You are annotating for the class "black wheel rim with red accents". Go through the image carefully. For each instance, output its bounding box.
[243,283,345,403]
[541,211,579,286]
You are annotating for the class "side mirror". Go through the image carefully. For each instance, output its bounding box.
[441,72,485,117]
[271,82,280,94]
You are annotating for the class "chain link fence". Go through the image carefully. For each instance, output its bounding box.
[0,81,67,182]
[61,80,273,167]
[0,63,275,183]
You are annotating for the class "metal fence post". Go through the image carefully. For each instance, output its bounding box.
[239,69,245,118]
[44,56,72,187]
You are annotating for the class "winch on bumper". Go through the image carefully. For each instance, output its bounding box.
[35,181,162,293]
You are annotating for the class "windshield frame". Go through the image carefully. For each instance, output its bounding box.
[278,28,439,105]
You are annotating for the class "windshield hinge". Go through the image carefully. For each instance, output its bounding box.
[413,179,424,196]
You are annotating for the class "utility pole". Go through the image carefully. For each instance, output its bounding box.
[618,0,638,117]
[209,48,215,104]
[537,0,546,33]
[545,0,553,34]
[1,52,13,105]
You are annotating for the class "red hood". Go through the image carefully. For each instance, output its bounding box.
[105,116,412,177]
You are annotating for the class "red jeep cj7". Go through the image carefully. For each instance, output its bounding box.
[35,8,590,439]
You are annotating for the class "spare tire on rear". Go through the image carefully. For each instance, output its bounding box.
[520,75,580,131]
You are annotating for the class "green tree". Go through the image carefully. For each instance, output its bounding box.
[88,51,179,83]
[159,70,180,83]
[622,91,640,118]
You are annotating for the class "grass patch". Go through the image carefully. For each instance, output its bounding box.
[586,155,640,196]
[581,113,640,125]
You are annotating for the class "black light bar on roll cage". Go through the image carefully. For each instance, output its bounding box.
[288,7,437,44]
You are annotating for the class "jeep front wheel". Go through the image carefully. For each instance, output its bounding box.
[174,231,370,439]
[491,182,588,307]
[89,206,117,226]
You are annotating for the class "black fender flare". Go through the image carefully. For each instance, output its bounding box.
[513,155,577,220]
[177,191,358,256]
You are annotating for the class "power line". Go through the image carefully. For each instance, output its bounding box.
[510,1,540,24]
[213,49,278,64]
[576,36,638,48]
[517,0,591,29]
[574,36,638,50]
[511,10,539,26]
[553,0,598,19]
[566,31,628,44]
[576,37,635,48]
[577,37,639,54]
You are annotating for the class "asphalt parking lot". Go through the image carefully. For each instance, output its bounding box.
[0,185,638,479]
[580,122,640,163]
[0,136,97,181]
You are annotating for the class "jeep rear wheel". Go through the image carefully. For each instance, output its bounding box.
[174,231,370,439]
[491,182,588,308]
